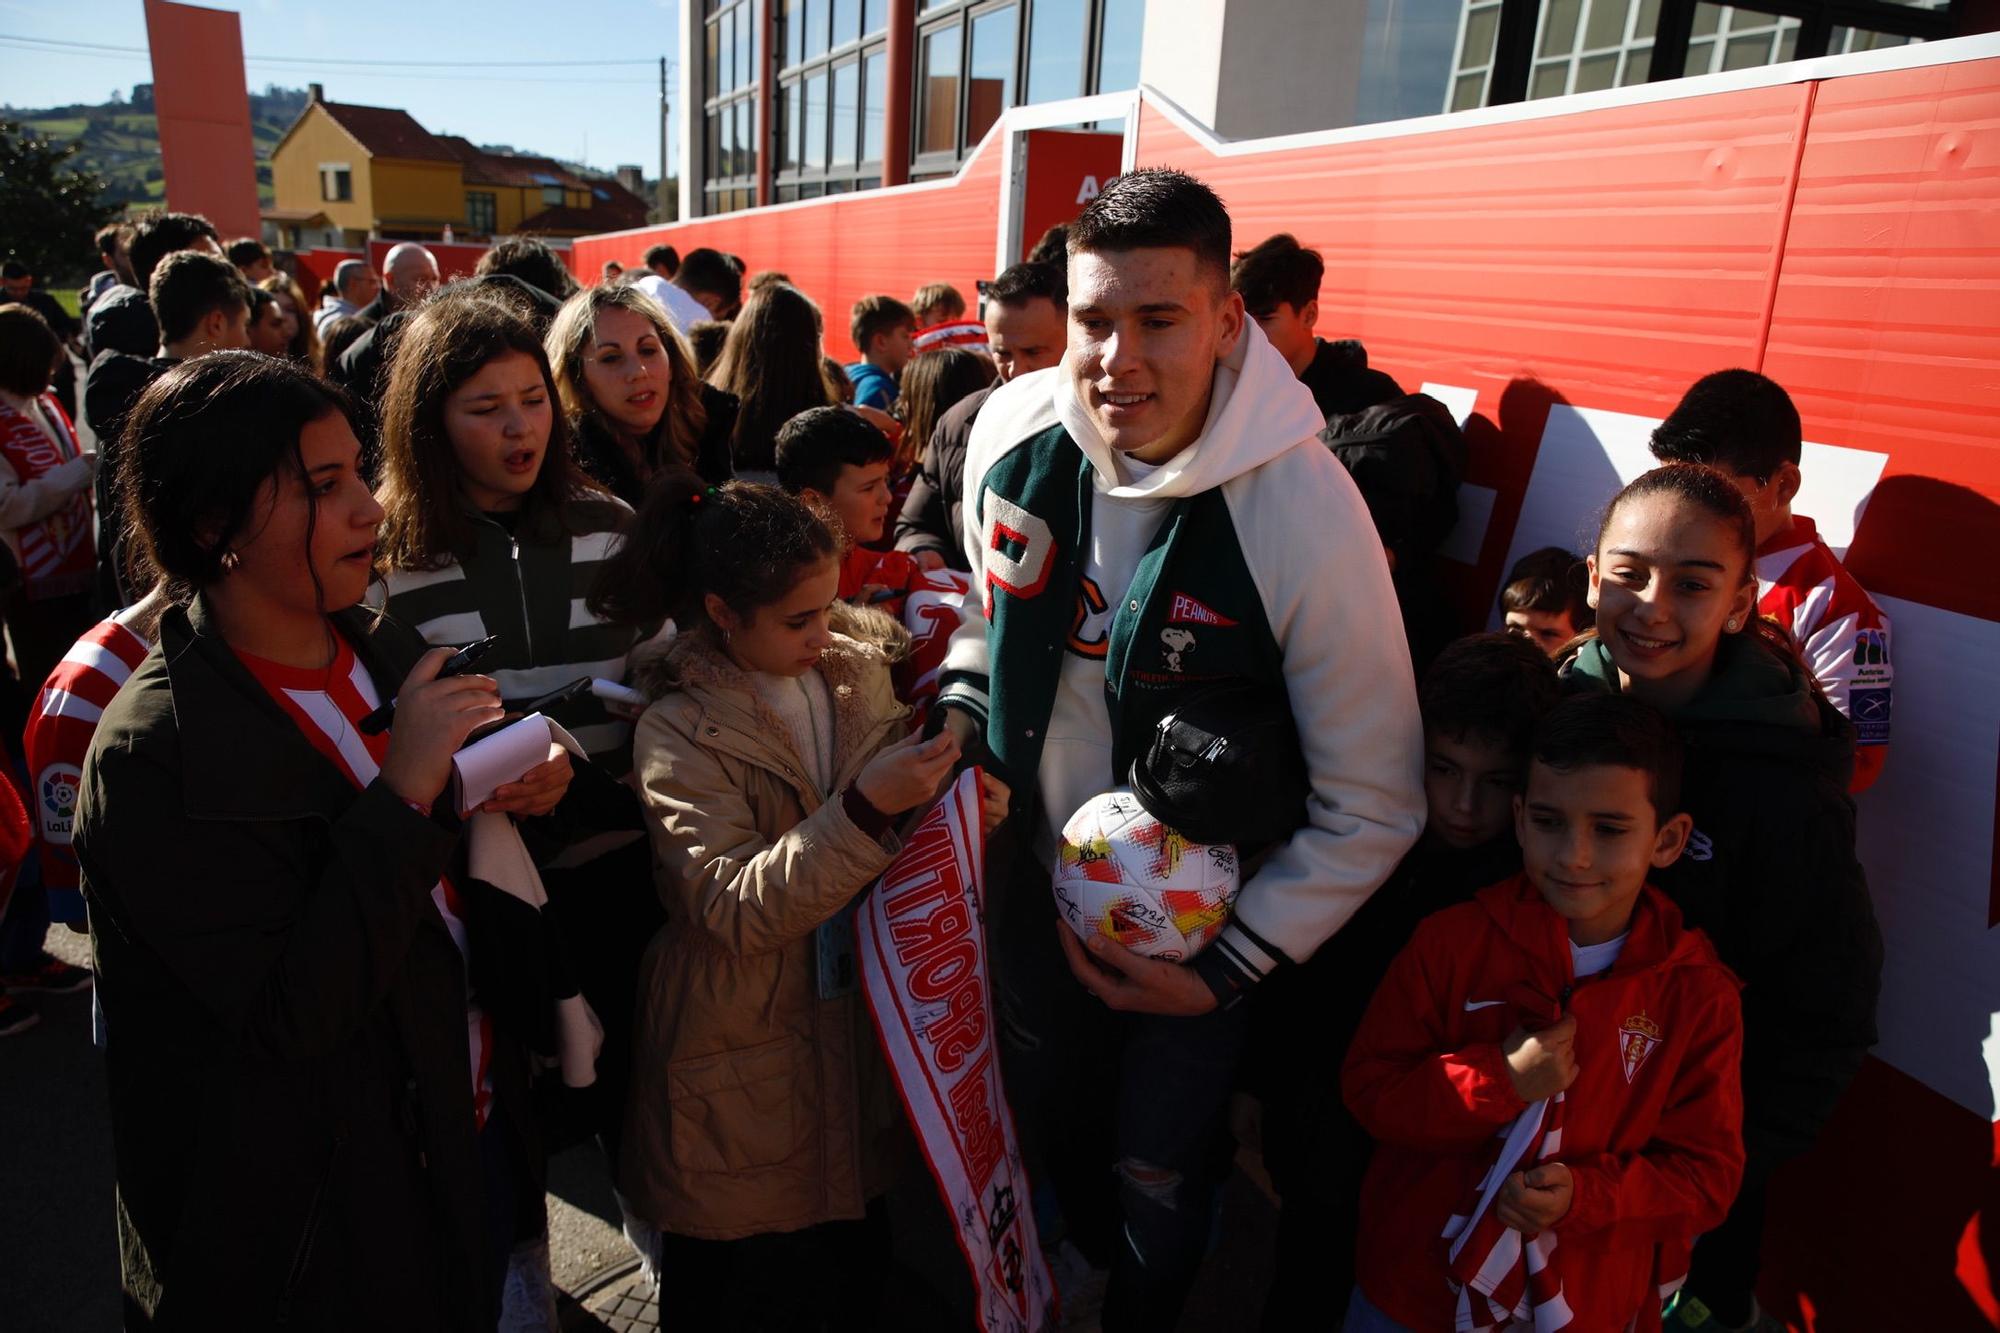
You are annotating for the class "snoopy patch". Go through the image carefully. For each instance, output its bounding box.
[1159,627,1197,674]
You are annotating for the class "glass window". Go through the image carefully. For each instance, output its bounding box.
[466,191,496,232]
[832,61,860,165]
[805,0,829,60]
[739,99,754,177]
[704,112,719,179]
[706,19,720,93]
[967,5,1017,146]
[805,70,829,169]
[784,0,804,67]
[778,183,800,203]
[834,0,859,48]
[1026,0,1086,104]
[1585,0,1630,48]
[1540,0,1581,57]
[720,104,737,177]
[775,83,793,172]
[859,175,882,191]
[862,49,887,161]
[1096,0,1144,93]
[918,22,962,155]
[863,0,887,35]
[1355,0,1488,124]
[789,79,806,170]
[739,7,754,88]
[719,9,736,93]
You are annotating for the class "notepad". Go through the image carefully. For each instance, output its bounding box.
[450,713,585,816]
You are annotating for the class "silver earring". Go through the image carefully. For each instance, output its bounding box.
[221,550,241,573]
[1726,617,1740,631]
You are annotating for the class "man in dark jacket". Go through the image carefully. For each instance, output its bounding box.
[1230,233,1402,419]
[893,260,1067,569]
[86,254,252,608]
[84,211,223,361]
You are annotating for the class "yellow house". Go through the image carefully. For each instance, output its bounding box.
[270,87,649,248]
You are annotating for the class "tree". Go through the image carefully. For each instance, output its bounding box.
[0,119,118,283]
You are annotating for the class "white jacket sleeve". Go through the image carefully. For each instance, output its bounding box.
[1210,442,1426,978]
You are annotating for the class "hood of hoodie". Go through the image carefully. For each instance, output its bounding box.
[1476,873,1718,988]
[1051,318,1327,502]
[1563,631,1851,777]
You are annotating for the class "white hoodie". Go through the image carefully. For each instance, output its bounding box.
[948,322,1426,977]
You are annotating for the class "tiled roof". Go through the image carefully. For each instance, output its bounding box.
[316,101,458,162]
[518,196,649,235]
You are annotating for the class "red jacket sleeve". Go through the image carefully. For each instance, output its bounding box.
[1342,924,1527,1152]
[1559,976,1746,1239]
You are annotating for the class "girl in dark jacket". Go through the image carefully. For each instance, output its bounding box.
[73,352,572,1331]
[1561,462,1882,1333]
[545,283,737,501]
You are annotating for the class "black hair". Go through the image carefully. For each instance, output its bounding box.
[248,284,278,320]
[643,243,680,274]
[987,260,1066,311]
[0,260,28,280]
[1229,233,1322,314]
[1500,545,1593,627]
[1649,368,1802,480]
[226,237,270,268]
[775,406,893,497]
[1069,168,1231,292]
[320,314,371,372]
[1027,224,1068,267]
[1419,632,1562,756]
[476,235,580,302]
[676,247,741,303]
[0,303,60,397]
[1596,463,1756,580]
[121,351,355,600]
[96,224,127,259]
[1531,693,1685,820]
[128,211,221,289]
[685,319,729,375]
[588,472,838,630]
[149,250,253,345]
[849,294,915,356]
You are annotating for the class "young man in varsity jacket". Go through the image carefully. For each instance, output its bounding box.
[934,169,1425,1330]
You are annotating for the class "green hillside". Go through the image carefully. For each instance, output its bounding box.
[4,84,309,213]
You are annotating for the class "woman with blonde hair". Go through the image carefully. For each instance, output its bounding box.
[259,271,324,372]
[545,284,736,503]
[707,282,840,480]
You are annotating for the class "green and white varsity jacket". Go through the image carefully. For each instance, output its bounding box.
[940,324,1425,996]
[377,493,638,775]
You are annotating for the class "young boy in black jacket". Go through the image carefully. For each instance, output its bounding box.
[1253,632,1560,1326]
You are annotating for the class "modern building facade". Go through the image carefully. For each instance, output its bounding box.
[678,0,1979,217]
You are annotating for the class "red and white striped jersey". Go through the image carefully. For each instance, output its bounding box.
[1755,514,1891,791]
[24,608,153,922]
[913,318,990,357]
[236,636,495,1129]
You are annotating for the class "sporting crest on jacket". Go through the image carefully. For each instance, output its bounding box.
[1619,1011,1663,1083]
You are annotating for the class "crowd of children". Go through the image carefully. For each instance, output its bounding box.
[0,164,1893,1333]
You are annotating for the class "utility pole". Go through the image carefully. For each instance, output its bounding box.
[658,55,675,223]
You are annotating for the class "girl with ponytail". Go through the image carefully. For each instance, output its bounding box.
[1563,462,1881,1330]
[594,472,1005,1328]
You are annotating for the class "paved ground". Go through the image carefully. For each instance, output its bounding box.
[3,922,1281,1332]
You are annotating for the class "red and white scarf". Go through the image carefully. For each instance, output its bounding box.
[859,769,1057,1333]
[1443,1092,1573,1332]
[0,393,95,599]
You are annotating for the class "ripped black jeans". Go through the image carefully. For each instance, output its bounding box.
[990,865,1250,1333]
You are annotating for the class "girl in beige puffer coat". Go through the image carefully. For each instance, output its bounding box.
[589,473,1004,1329]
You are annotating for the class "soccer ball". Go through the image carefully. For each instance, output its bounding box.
[1053,790,1240,963]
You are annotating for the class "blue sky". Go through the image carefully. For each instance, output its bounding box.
[1,0,682,175]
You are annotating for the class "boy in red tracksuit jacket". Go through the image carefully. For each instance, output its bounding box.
[1343,695,1744,1333]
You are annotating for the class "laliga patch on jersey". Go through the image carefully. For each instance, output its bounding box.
[40,763,82,843]
[1166,592,1238,628]
[1849,686,1891,745]
[1619,1011,1663,1083]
